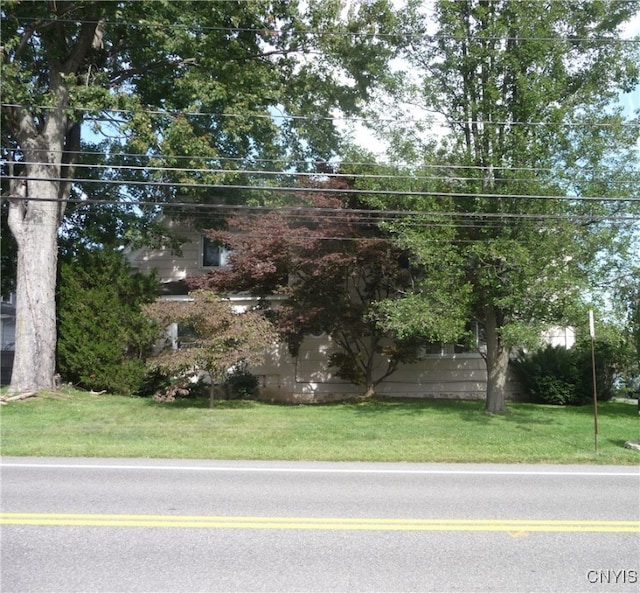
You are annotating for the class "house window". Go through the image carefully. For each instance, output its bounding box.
[422,324,485,356]
[452,322,486,354]
[423,342,446,355]
[202,237,230,268]
[166,322,199,351]
[177,323,199,349]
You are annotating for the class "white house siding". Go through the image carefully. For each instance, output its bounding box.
[1,301,16,350]
[1,296,17,385]
[127,229,205,281]
[247,334,522,404]
[127,228,523,402]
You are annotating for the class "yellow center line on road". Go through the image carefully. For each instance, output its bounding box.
[1,513,638,533]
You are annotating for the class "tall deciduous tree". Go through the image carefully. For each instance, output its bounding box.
[378,0,639,412]
[1,0,398,394]
[628,285,640,365]
[614,265,640,369]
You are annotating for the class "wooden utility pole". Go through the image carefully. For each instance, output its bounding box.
[589,310,598,453]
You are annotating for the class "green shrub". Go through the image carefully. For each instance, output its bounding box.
[224,363,259,399]
[513,342,616,406]
[513,345,581,405]
[57,248,160,394]
[534,376,576,406]
[138,368,213,402]
[574,339,619,403]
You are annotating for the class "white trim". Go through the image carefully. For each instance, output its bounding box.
[159,295,194,302]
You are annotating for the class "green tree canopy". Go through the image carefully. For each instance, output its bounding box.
[373,0,640,412]
[1,0,399,394]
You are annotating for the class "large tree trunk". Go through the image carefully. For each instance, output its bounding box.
[6,96,75,394]
[484,305,510,414]
[7,165,63,394]
[4,12,98,395]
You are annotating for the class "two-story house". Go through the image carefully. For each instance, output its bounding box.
[125,218,554,403]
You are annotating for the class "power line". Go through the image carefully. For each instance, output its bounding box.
[6,160,639,190]
[5,147,636,177]
[6,16,640,44]
[2,147,628,173]
[3,102,638,130]
[4,174,638,203]
[9,194,640,223]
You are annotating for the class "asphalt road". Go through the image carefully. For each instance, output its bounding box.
[1,457,638,593]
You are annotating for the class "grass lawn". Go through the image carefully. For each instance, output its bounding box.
[0,388,638,464]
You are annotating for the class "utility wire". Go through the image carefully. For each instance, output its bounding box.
[5,148,636,177]
[6,160,639,189]
[4,174,638,203]
[6,16,640,44]
[10,194,640,223]
[3,102,638,130]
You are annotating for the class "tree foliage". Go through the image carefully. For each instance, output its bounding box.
[190,176,424,397]
[513,334,630,406]
[144,290,277,400]
[627,286,640,365]
[1,0,399,394]
[57,247,159,394]
[374,0,640,412]
[0,202,17,298]
[615,267,640,368]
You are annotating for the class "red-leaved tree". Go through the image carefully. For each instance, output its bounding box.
[145,290,276,405]
[190,179,424,398]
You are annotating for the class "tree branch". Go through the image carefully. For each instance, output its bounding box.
[11,24,36,62]
[109,58,196,85]
[0,391,37,404]
[63,18,105,75]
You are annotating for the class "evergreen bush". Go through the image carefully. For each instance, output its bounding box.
[513,342,616,405]
[57,248,159,394]
[513,345,581,405]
